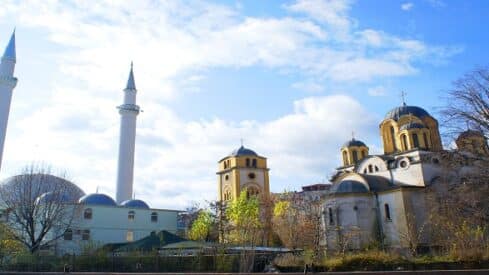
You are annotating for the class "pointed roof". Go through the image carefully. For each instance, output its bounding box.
[2,29,16,61]
[125,62,136,90]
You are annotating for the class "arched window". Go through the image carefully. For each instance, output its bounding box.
[328,208,334,225]
[423,133,429,149]
[368,165,373,173]
[64,229,73,240]
[362,150,367,158]
[342,151,348,165]
[375,166,379,172]
[151,212,158,223]
[246,187,259,198]
[412,133,420,148]
[390,126,397,150]
[401,134,408,150]
[246,158,250,167]
[126,230,134,242]
[252,159,257,168]
[128,211,135,221]
[352,150,358,162]
[224,161,227,169]
[384,204,391,221]
[84,208,92,220]
[82,229,90,241]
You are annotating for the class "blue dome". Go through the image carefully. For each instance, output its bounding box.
[230,146,258,157]
[385,105,431,121]
[400,122,426,131]
[120,199,150,209]
[330,180,369,194]
[78,193,117,206]
[343,138,367,148]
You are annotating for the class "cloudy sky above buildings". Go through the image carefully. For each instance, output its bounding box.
[0,0,487,209]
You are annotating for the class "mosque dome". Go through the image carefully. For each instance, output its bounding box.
[230,145,258,157]
[342,138,367,148]
[330,180,369,194]
[78,193,117,206]
[120,199,150,209]
[0,174,85,203]
[399,122,426,131]
[385,105,431,121]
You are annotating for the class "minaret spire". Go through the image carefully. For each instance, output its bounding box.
[2,29,16,61]
[0,30,18,172]
[115,62,141,203]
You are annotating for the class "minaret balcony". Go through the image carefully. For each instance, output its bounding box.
[0,76,17,88]
[117,104,140,114]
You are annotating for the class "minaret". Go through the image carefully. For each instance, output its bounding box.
[0,30,17,172]
[115,63,140,203]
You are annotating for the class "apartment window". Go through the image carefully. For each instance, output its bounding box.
[328,208,334,225]
[126,230,134,242]
[84,208,92,219]
[128,211,135,221]
[384,204,391,221]
[151,212,158,223]
[64,229,73,241]
[82,229,90,241]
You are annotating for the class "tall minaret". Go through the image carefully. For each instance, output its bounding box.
[115,63,140,203]
[0,30,17,172]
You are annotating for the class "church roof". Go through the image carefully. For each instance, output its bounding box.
[342,138,367,148]
[400,122,426,131]
[2,30,15,61]
[385,105,431,121]
[229,145,258,157]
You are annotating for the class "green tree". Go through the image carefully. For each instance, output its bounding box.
[188,210,213,241]
[0,223,26,266]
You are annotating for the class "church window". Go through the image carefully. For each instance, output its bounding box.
[151,212,158,223]
[225,175,229,181]
[342,151,348,165]
[128,211,135,221]
[390,126,397,150]
[224,161,227,169]
[246,187,259,198]
[375,166,379,172]
[252,159,257,168]
[368,165,373,173]
[64,229,73,241]
[248,172,256,179]
[246,158,250,167]
[400,160,408,168]
[412,133,420,148]
[423,133,429,149]
[401,134,408,150]
[82,229,90,241]
[126,230,134,242]
[84,208,92,220]
[363,169,367,174]
[384,204,391,221]
[352,150,358,162]
[362,150,366,158]
[328,208,334,225]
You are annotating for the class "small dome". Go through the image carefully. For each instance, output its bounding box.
[343,138,367,148]
[121,199,150,209]
[330,180,369,194]
[230,145,258,157]
[78,193,117,206]
[0,174,85,203]
[457,130,485,140]
[385,105,430,121]
[400,122,426,131]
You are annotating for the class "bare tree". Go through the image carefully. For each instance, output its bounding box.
[0,165,83,253]
[440,66,489,138]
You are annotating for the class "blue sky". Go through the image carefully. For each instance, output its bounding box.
[0,0,487,209]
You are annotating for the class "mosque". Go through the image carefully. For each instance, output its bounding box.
[0,31,179,255]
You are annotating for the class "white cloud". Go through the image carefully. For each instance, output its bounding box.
[367,86,387,96]
[401,2,414,11]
